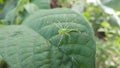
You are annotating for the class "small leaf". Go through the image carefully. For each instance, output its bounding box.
[24,3,39,14]
[31,0,50,9]
[101,21,111,28]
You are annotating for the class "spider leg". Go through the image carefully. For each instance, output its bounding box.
[58,34,64,47]
[55,19,63,29]
[66,33,71,43]
[64,23,69,29]
[55,23,63,31]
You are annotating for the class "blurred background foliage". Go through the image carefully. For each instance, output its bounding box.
[0,0,120,68]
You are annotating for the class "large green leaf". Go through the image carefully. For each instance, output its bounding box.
[0,25,79,68]
[0,25,52,68]
[22,8,96,68]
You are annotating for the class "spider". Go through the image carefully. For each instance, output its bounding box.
[55,22,79,47]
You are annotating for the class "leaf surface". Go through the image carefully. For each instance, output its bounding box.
[22,9,96,68]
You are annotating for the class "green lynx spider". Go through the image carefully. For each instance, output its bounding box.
[55,23,79,46]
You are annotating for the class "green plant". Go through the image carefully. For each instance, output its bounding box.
[0,0,50,25]
[0,25,51,68]
[83,1,120,68]
[31,0,50,9]
[0,9,95,68]
[22,8,96,68]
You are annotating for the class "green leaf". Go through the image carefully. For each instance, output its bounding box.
[0,25,80,68]
[101,21,111,28]
[3,8,16,24]
[24,3,39,14]
[0,25,51,68]
[22,8,96,68]
[31,0,50,9]
[0,0,18,19]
